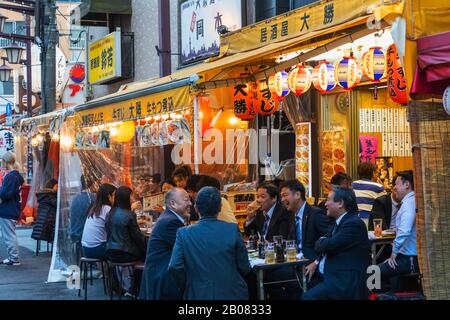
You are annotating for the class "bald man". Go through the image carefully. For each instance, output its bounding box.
[139,188,191,300]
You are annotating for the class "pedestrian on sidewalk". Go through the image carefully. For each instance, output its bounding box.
[0,151,25,266]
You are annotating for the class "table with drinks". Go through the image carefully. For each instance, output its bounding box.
[368,218,396,265]
[247,235,310,300]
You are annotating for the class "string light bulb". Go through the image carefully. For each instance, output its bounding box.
[60,135,73,148]
[162,114,169,121]
[31,137,38,147]
[36,134,43,143]
[110,127,118,137]
[51,133,60,141]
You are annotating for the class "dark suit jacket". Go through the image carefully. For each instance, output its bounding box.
[139,209,185,300]
[314,212,369,300]
[244,202,290,242]
[168,217,251,300]
[369,193,393,230]
[287,203,332,261]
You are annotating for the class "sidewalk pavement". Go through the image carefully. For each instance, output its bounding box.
[0,226,108,300]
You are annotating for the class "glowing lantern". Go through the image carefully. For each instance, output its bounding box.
[334,56,362,90]
[312,61,336,93]
[233,84,256,121]
[361,47,386,82]
[199,96,214,136]
[386,44,408,105]
[269,71,290,100]
[287,65,312,96]
[253,80,279,116]
[443,86,450,115]
[114,121,135,142]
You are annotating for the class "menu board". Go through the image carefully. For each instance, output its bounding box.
[75,130,110,149]
[322,130,346,194]
[295,123,312,197]
[143,193,164,211]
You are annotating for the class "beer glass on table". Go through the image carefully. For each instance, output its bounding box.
[373,218,383,237]
[265,242,275,264]
[286,240,297,262]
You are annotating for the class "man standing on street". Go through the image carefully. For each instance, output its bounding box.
[0,152,25,266]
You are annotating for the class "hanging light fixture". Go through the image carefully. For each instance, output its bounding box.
[312,61,336,93]
[287,64,312,96]
[4,42,25,64]
[0,58,12,82]
[334,55,362,90]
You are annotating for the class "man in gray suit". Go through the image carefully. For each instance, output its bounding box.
[168,186,251,300]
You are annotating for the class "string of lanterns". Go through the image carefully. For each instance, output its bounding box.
[233,44,408,119]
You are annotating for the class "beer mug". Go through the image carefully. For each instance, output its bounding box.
[286,240,297,262]
[373,218,383,237]
[265,242,275,264]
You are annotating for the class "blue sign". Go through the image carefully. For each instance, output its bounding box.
[5,103,12,116]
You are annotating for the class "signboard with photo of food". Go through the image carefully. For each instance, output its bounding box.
[295,122,312,197]
[322,130,346,194]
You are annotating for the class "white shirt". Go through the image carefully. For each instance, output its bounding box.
[319,212,348,274]
[81,205,111,248]
[295,202,307,253]
[393,192,416,256]
[390,195,399,229]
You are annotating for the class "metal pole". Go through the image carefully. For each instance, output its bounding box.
[26,14,33,183]
[42,0,57,114]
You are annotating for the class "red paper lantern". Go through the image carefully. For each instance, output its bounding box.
[386,44,407,105]
[199,96,214,136]
[287,65,312,96]
[233,84,256,121]
[253,80,279,116]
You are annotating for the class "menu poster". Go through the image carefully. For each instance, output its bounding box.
[322,130,346,194]
[295,122,312,197]
[375,157,394,190]
[143,193,164,211]
[360,109,365,132]
[359,135,378,163]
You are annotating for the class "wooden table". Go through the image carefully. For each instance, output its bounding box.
[369,235,395,265]
[251,258,310,300]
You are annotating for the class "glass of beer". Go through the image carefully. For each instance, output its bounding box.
[265,242,275,264]
[286,240,297,262]
[373,218,383,237]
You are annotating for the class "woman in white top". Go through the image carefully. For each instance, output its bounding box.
[81,183,116,259]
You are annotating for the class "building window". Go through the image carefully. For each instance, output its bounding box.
[0,80,14,95]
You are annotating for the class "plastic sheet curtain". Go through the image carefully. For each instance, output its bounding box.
[283,91,314,127]
[48,118,164,282]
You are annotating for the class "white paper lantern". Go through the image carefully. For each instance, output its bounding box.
[443,86,450,115]
[312,61,336,93]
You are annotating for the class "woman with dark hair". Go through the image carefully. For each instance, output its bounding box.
[81,183,116,259]
[105,186,146,263]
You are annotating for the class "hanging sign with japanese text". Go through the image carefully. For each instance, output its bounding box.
[220,0,380,54]
[75,85,190,127]
[180,0,242,64]
[359,135,378,163]
[0,130,15,154]
[88,31,121,84]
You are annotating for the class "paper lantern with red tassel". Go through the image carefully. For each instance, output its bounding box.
[233,84,256,121]
[361,46,386,82]
[386,44,408,105]
[287,65,312,96]
[253,80,279,116]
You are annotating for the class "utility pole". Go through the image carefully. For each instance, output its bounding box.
[42,0,57,114]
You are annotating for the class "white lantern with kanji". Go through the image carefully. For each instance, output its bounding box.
[269,71,290,100]
[0,129,15,155]
[334,56,362,90]
[312,61,336,93]
[288,65,312,96]
[361,46,386,82]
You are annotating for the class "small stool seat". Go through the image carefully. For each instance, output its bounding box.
[108,261,141,300]
[78,257,108,300]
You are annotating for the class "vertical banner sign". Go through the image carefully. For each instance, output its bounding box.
[88,31,121,84]
[359,136,378,163]
[295,123,312,197]
[180,0,242,64]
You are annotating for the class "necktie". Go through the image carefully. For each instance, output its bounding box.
[331,222,338,236]
[262,216,269,239]
[295,215,302,250]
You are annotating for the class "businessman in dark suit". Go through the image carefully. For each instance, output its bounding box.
[168,186,251,300]
[280,180,332,288]
[302,187,369,300]
[139,187,191,300]
[243,182,290,241]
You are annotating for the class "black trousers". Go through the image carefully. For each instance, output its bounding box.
[379,253,419,291]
